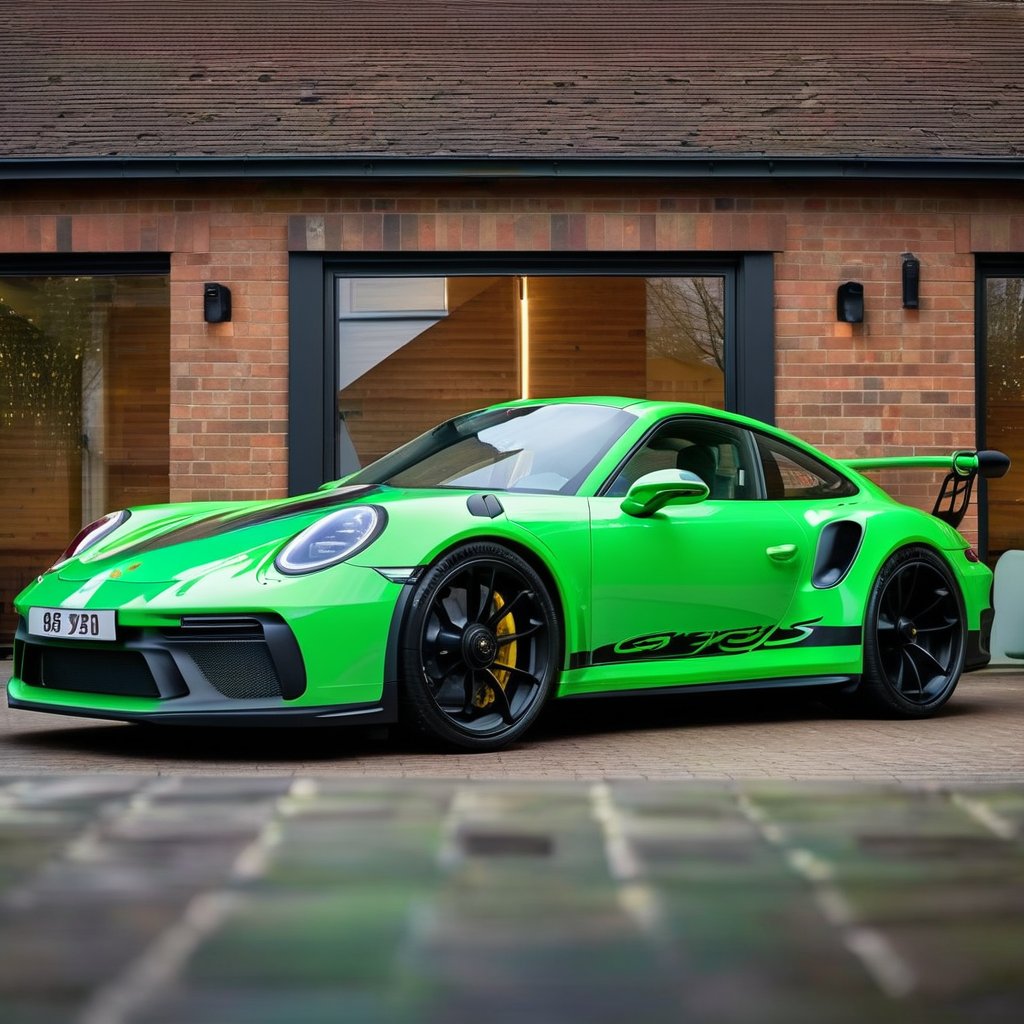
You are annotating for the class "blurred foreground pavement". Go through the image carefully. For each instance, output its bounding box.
[1,774,1022,1023]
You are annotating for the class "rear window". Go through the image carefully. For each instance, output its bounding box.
[756,433,858,500]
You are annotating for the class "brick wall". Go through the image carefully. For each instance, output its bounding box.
[2,178,1023,522]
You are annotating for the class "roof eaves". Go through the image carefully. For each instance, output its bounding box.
[1,155,1024,182]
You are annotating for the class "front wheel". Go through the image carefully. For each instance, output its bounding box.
[398,542,560,751]
[858,545,966,717]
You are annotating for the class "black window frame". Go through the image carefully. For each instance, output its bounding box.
[0,254,170,277]
[288,251,775,495]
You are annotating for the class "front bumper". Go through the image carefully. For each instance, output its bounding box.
[9,612,399,726]
[8,562,406,725]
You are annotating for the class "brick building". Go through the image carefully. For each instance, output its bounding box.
[2,0,1024,638]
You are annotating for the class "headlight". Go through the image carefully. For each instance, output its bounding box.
[274,505,386,575]
[49,510,131,571]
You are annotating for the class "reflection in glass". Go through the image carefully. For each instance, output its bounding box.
[349,403,635,495]
[335,274,728,475]
[0,274,169,641]
[985,276,1024,562]
[646,277,726,407]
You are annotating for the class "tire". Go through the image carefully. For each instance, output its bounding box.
[398,542,560,751]
[857,545,966,717]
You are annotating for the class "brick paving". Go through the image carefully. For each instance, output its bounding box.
[0,776,1022,1023]
[3,665,1023,781]
[2,665,1023,1022]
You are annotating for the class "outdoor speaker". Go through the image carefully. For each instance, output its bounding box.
[902,254,920,309]
[836,281,864,323]
[204,283,232,323]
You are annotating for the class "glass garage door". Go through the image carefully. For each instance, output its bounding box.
[334,274,727,473]
[0,270,169,645]
[980,268,1024,563]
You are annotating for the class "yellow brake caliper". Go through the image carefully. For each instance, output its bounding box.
[472,592,518,709]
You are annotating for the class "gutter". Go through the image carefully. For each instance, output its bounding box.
[1,155,1023,182]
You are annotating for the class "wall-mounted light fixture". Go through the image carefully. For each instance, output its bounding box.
[203,282,232,323]
[836,281,864,323]
[901,252,920,309]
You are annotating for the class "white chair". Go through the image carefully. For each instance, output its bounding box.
[989,550,1024,664]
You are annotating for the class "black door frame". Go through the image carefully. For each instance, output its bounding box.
[976,255,1024,560]
[288,251,775,495]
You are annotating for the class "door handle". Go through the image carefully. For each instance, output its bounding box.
[766,543,798,563]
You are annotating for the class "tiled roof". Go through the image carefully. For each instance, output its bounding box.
[2,0,1023,162]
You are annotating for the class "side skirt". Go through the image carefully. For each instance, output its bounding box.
[556,674,858,701]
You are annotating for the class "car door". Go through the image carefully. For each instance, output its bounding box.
[585,417,813,691]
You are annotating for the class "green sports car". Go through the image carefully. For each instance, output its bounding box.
[8,398,1010,751]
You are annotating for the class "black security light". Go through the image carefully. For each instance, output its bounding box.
[204,282,232,323]
[836,281,864,323]
[901,253,920,309]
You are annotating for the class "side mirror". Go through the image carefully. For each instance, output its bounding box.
[620,469,710,517]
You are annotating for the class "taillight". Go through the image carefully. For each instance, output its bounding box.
[964,547,980,563]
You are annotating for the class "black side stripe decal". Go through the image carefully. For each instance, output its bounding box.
[590,620,862,667]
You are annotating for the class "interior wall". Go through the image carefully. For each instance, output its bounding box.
[526,276,647,398]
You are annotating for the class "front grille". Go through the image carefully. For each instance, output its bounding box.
[23,645,160,698]
[181,641,283,699]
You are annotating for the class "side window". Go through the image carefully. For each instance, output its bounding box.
[755,433,858,500]
[606,419,757,499]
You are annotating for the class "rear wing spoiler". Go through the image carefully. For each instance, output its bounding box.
[842,450,1010,528]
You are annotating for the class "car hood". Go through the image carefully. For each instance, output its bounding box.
[54,484,528,584]
[56,485,392,583]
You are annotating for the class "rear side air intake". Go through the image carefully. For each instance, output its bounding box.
[812,521,863,588]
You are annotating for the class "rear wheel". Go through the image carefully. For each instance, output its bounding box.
[399,542,560,751]
[858,545,966,717]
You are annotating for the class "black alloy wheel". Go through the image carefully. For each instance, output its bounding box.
[399,542,560,751]
[859,545,966,717]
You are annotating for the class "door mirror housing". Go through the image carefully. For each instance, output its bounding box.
[620,469,710,517]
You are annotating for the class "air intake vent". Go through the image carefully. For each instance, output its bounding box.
[167,616,265,640]
[27,647,159,698]
[812,520,863,589]
[182,641,283,699]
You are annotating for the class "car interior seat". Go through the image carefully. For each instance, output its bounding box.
[676,444,717,495]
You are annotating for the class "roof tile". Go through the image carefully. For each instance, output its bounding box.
[1,0,1023,160]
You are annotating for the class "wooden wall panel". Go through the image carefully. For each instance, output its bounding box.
[527,277,647,399]
[647,354,725,408]
[105,303,171,509]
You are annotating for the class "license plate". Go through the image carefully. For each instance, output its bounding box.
[28,607,117,641]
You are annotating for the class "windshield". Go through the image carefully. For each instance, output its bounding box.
[346,404,636,495]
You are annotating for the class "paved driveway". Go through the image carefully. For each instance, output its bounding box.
[3,664,1023,1022]
[2,663,1023,780]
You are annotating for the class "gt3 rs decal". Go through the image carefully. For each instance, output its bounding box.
[592,618,861,665]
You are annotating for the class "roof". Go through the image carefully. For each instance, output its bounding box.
[2,0,1023,174]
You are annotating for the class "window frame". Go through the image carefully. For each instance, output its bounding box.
[597,414,763,500]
